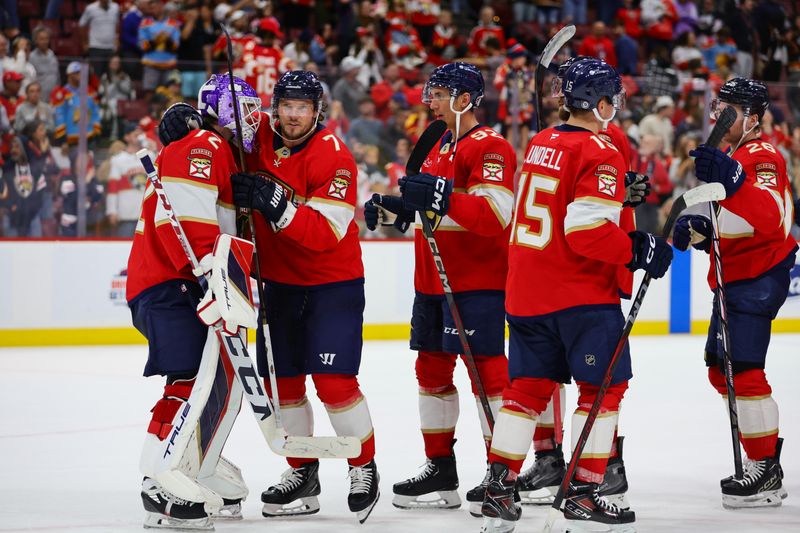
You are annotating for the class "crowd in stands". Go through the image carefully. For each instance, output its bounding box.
[0,0,798,239]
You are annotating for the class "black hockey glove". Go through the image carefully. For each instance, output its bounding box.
[399,173,453,217]
[231,172,292,228]
[627,231,673,279]
[673,215,712,253]
[364,194,415,233]
[689,145,745,198]
[623,171,651,208]
[158,103,202,147]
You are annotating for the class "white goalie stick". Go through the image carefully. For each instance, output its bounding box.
[534,24,576,134]
[137,149,361,459]
[541,112,734,532]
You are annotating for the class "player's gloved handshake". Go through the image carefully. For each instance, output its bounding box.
[673,215,712,253]
[399,173,453,217]
[158,103,202,147]
[623,172,651,208]
[231,172,295,229]
[690,145,745,197]
[627,231,673,278]
[364,194,415,233]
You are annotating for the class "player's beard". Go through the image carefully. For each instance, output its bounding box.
[281,121,312,141]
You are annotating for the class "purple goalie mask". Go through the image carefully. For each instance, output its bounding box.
[198,74,262,153]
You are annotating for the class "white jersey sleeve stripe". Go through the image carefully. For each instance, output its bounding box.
[305,199,354,241]
[468,183,514,227]
[154,179,219,227]
[564,198,622,235]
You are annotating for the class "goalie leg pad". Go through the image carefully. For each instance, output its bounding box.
[416,351,459,458]
[572,381,627,484]
[147,379,195,440]
[314,373,375,466]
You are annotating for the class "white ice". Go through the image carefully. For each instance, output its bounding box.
[1,336,799,532]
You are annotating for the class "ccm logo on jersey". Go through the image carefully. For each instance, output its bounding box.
[444,326,475,336]
[328,172,351,200]
[755,163,778,187]
[596,164,618,197]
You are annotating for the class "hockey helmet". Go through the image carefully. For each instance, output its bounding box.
[197,74,262,153]
[552,55,594,97]
[422,62,485,108]
[711,77,769,121]
[562,59,624,112]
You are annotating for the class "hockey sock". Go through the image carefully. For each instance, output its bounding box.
[469,355,508,454]
[417,351,460,458]
[148,378,195,440]
[265,376,316,469]
[314,374,376,467]
[572,381,628,484]
[488,377,555,473]
[708,367,779,460]
[533,384,566,452]
[609,426,620,459]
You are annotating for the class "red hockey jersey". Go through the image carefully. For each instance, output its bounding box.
[245,116,364,286]
[127,129,238,301]
[711,138,797,286]
[507,125,632,317]
[240,41,286,108]
[415,125,517,295]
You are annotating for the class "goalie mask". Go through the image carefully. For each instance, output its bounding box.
[197,74,262,153]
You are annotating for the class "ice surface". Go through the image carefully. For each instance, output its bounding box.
[1,335,799,532]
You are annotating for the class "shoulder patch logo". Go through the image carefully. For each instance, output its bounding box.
[755,162,778,187]
[596,164,618,197]
[328,175,350,200]
[482,161,504,182]
[188,157,211,180]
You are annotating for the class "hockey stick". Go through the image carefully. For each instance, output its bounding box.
[138,150,360,459]
[220,24,291,446]
[406,119,496,431]
[541,115,734,532]
[534,25,575,133]
[704,106,744,479]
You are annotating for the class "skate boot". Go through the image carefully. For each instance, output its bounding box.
[598,436,629,510]
[467,465,491,517]
[480,462,521,533]
[563,479,636,533]
[348,459,380,523]
[141,477,213,530]
[518,448,565,505]
[392,452,461,510]
[261,461,321,517]
[216,498,243,520]
[721,438,788,509]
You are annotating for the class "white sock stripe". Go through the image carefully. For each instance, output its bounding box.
[326,395,374,441]
[489,408,537,459]
[571,410,618,458]
[419,388,460,432]
[477,397,503,437]
[282,397,314,437]
[736,395,779,437]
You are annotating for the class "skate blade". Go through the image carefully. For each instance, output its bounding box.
[392,490,461,510]
[469,501,483,517]
[722,489,785,509]
[212,502,243,520]
[262,496,320,517]
[479,516,517,533]
[356,489,380,524]
[143,511,213,531]
[519,486,557,505]
[564,520,636,533]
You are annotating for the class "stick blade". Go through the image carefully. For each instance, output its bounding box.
[407,120,447,175]
[540,25,576,69]
[681,182,727,208]
[281,436,363,459]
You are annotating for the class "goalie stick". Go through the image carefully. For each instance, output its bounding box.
[407,119,495,432]
[541,111,734,532]
[138,149,360,459]
[534,24,576,134]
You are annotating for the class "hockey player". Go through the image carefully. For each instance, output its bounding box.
[127,74,262,529]
[673,77,797,509]
[364,62,517,514]
[480,59,673,533]
[517,55,649,508]
[230,70,380,524]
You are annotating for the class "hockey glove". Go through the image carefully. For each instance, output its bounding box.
[623,172,651,208]
[231,172,294,229]
[627,231,673,279]
[689,145,745,198]
[158,103,202,147]
[399,173,453,217]
[364,194,415,233]
[673,215,712,253]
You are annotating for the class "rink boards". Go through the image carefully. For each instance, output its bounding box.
[0,239,798,346]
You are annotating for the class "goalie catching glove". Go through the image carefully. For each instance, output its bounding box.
[196,234,258,336]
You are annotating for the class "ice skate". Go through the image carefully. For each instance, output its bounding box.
[141,477,213,531]
[563,479,636,533]
[261,461,321,517]
[393,452,461,510]
[480,462,521,533]
[214,498,242,520]
[467,464,491,517]
[518,448,565,505]
[598,436,629,510]
[349,459,380,523]
[721,438,787,509]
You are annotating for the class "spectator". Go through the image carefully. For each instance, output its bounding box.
[347,98,384,147]
[120,0,151,80]
[673,0,699,39]
[325,99,350,139]
[177,0,219,101]
[638,95,675,155]
[578,21,618,67]
[1,136,46,237]
[239,17,286,108]
[616,0,643,39]
[612,19,639,75]
[349,26,384,87]
[139,0,181,94]
[79,0,121,78]
[0,71,24,125]
[51,62,103,147]
[562,0,588,25]
[671,31,704,82]
[14,82,54,136]
[641,0,677,53]
[701,27,738,73]
[668,133,700,196]
[5,37,37,92]
[371,64,408,122]
[284,28,314,72]
[385,14,427,68]
[58,153,104,237]
[309,22,338,67]
[429,9,460,66]
[696,0,724,37]
[99,55,135,140]
[153,69,183,112]
[28,27,60,101]
[726,0,756,78]
[494,41,534,155]
[469,5,505,57]
[408,0,441,47]
[787,17,800,126]
[333,56,369,120]
[23,119,60,236]
[106,122,152,237]
[631,133,672,233]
